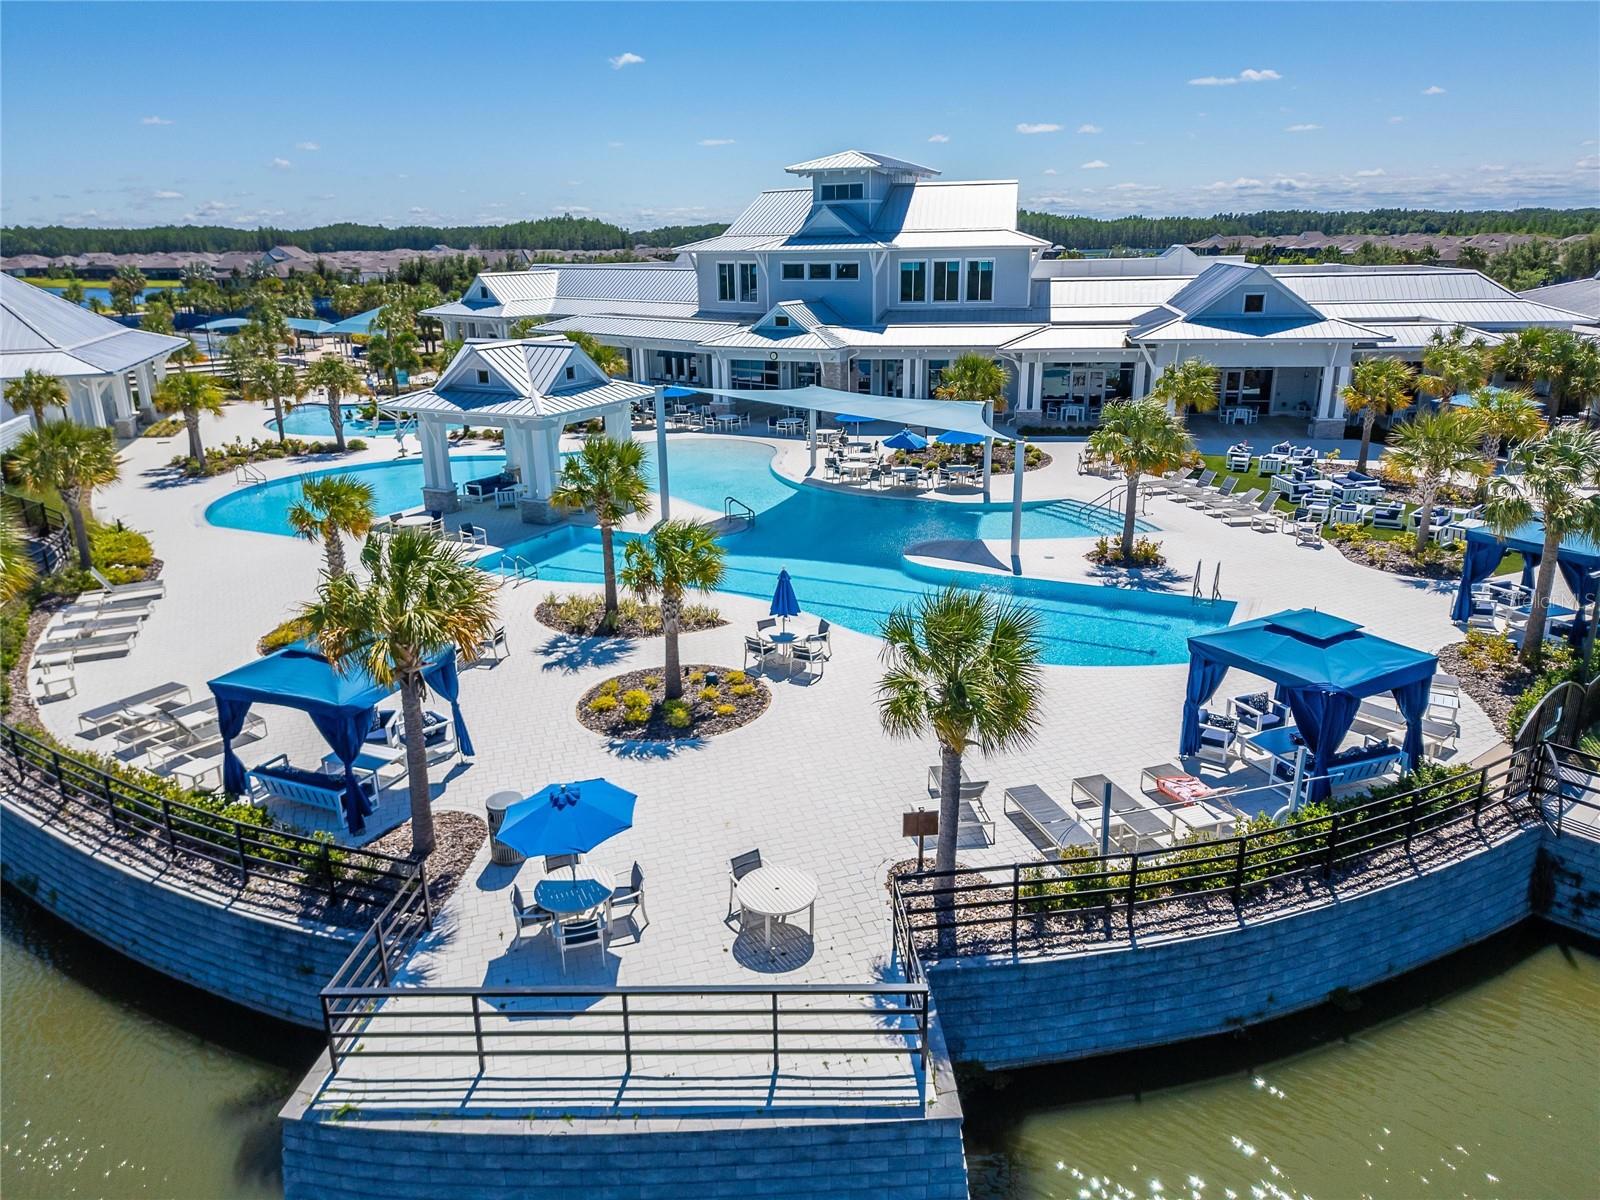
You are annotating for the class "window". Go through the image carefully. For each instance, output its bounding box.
[966,259,995,303]
[1242,292,1265,313]
[927,360,950,392]
[774,315,790,327]
[818,182,864,201]
[739,262,759,304]
[565,366,576,381]
[834,262,860,280]
[475,369,489,384]
[808,262,832,280]
[477,286,488,299]
[730,359,779,389]
[717,262,736,302]
[781,263,805,280]
[899,261,927,303]
[932,260,961,303]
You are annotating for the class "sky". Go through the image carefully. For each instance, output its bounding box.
[2,1,1597,232]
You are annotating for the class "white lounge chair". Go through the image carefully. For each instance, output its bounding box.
[77,681,190,734]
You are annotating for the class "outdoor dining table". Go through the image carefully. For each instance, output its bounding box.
[735,865,818,956]
[943,464,978,479]
[394,514,436,529]
[776,417,804,434]
[891,465,922,483]
[535,863,617,917]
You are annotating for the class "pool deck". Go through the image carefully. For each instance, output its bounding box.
[36,400,1500,1119]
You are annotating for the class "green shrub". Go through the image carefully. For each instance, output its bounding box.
[617,598,662,633]
[140,417,184,438]
[258,615,312,655]
[664,704,692,729]
[682,602,721,628]
[599,678,620,696]
[698,685,719,703]
[90,524,153,571]
[621,688,652,708]
[555,593,604,629]
[1461,629,1518,672]
[347,439,368,451]
[714,703,736,717]
[588,693,619,713]
[730,682,755,697]
[687,669,706,685]
[725,670,746,685]
[622,704,652,725]
[642,674,663,688]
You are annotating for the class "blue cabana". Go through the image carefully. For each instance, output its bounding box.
[208,643,471,835]
[1181,609,1436,803]
[1451,519,1600,626]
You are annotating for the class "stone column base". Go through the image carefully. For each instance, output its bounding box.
[112,417,137,440]
[1307,418,1346,439]
[519,497,559,524]
[422,487,460,514]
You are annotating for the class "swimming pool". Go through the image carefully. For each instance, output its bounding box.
[205,454,507,536]
[483,439,1234,667]
[274,404,401,440]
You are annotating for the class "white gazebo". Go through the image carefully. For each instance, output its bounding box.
[0,274,187,440]
[396,337,652,522]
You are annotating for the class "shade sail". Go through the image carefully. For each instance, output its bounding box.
[687,384,1010,440]
[286,317,334,335]
[1451,519,1600,623]
[196,317,250,332]
[1181,609,1436,803]
[327,308,382,335]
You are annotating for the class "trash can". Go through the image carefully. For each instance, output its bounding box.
[485,790,526,866]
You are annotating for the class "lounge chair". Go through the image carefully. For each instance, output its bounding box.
[61,593,155,619]
[77,681,190,734]
[509,883,555,949]
[927,763,990,802]
[1070,774,1170,852]
[87,571,165,600]
[34,629,138,662]
[1169,469,1216,502]
[1193,477,1240,512]
[1003,784,1096,856]
[1216,488,1264,523]
[1248,492,1285,532]
[50,611,146,638]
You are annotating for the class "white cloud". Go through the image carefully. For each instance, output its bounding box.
[153,189,183,199]
[1109,182,1158,192]
[698,138,735,147]
[1016,122,1062,134]
[1080,160,1109,170]
[1284,123,1322,133]
[1422,85,1446,95]
[1077,123,1102,134]
[927,133,950,143]
[609,52,644,70]
[270,157,292,170]
[295,141,320,151]
[1042,168,1058,175]
[1355,168,1386,177]
[1578,155,1600,170]
[1389,116,1405,124]
[1190,67,1280,86]
[140,115,172,125]
[1204,177,1265,191]
[1479,163,1507,173]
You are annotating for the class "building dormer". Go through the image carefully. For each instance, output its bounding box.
[1164,263,1324,322]
[784,150,939,227]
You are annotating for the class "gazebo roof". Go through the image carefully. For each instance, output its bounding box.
[0,274,186,380]
[1187,608,1436,694]
[209,643,406,715]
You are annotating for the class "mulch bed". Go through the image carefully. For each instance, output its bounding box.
[1327,535,1463,579]
[534,598,726,640]
[1437,640,1536,736]
[367,810,486,901]
[576,663,771,740]
[888,445,1052,476]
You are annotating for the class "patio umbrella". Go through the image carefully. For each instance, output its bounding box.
[935,429,986,445]
[496,778,636,862]
[662,386,700,398]
[882,428,929,452]
[770,568,801,631]
[833,413,871,427]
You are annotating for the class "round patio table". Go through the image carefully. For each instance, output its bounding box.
[776,417,803,434]
[535,864,616,917]
[735,865,818,955]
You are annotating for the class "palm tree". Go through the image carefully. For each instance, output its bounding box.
[1416,326,1490,409]
[509,317,547,337]
[551,435,652,630]
[109,265,147,316]
[4,369,69,425]
[302,530,498,858]
[1149,358,1219,419]
[305,357,367,453]
[619,519,725,700]
[1501,329,1600,420]
[933,353,1010,413]
[1,513,37,602]
[153,371,225,467]
[61,278,86,307]
[1341,358,1416,473]
[1384,410,1488,554]
[367,329,421,395]
[287,474,376,578]
[877,587,1042,941]
[241,356,303,444]
[1469,384,1545,464]
[7,421,121,569]
[1086,399,1192,562]
[1484,425,1600,666]
[563,331,627,378]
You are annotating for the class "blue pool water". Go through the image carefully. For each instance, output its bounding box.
[204,454,507,536]
[274,404,400,440]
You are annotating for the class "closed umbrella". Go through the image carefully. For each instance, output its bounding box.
[770,568,801,631]
[882,428,929,451]
[496,778,636,863]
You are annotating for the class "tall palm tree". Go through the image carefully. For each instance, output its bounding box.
[1341,357,1416,473]
[287,474,376,578]
[7,421,121,569]
[877,587,1042,941]
[1086,399,1192,562]
[1384,410,1488,554]
[1506,329,1600,420]
[1416,326,1490,409]
[305,356,367,453]
[933,353,1010,413]
[109,265,147,316]
[619,519,726,700]
[1,513,37,603]
[153,371,225,467]
[1484,425,1600,666]
[563,331,627,378]
[1494,327,1552,394]
[1469,384,1545,463]
[367,329,421,395]
[4,369,69,426]
[302,530,498,858]
[509,317,547,337]
[1149,358,1219,419]
[241,356,303,444]
[551,435,652,630]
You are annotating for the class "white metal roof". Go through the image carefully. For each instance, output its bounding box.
[1356,322,1506,351]
[1130,315,1390,343]
[1518,275,1600,320]
[785,150,939,176]
[536,314,744,345]
[1001,326,1132,351]
[404,336,651,420]
[425,264,699,322]
[1274,268,1517,304]
[0,275,186,380]
[1314,299,1593,327]
[1049,277,1189,308]
[403,377,651,421]
[829,323,1045,350]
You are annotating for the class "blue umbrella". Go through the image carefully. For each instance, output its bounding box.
[497,778,636,863]
[935,430,986,445]
[882,428,928,451]
[770,568,801,631]
[662,385,700,398]
[833,413,871,426]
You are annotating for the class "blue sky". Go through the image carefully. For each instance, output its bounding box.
[3,2,1596,231]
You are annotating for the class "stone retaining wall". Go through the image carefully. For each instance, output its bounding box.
[0,795,355,1027]
[928,827,1544,1071]
[1541,831,1600,939]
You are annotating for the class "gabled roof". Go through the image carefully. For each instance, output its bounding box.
[785,150,939,176]
[1518,275,1600,321]
[1164,262,1320,321]
[701,300,849,350]
[424,264,699,322]
[536,313,745,346]
[402,335,652,420]
[0,274,186,380]
[1130,314,1390,344]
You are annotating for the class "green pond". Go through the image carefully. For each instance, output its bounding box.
[2,889,1596,1200]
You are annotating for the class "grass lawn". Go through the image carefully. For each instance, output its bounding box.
[24,277,182,289]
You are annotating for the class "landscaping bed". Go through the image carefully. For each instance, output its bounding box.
[536,592,724,639]
[576,663,770,739]
[1438,631,1578,737]
[171,434,369,478]
[1324,525,1463,578]
[887,441,1050,475]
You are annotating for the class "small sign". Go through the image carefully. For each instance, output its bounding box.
[902,810,939,838]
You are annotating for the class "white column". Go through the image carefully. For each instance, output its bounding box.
[982,402,994,503]
[1134,359,1150,398]
[137,362,158,414]
[418,417,452,493]
[1010,437,1026,571]
[807,407,818,474]
[501,422,526,481]
[631,346,648,382]
[528,425,557,500]
[654,385,671,521]
[901,357,913,398]
[604,404,631,442]
[1030,360,1045,412]
[1316,363,1338,420]
[112,373,135,421]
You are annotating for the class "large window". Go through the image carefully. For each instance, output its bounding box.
[718,262,736,302]
[1242,292,1265,313]
[730,358,779,389]
[818,182,864,201]
[781,262,805,280]
[739,262,759,304]
[932,260,961,303]
[966,259,995,303]
[927,360,951,392]
[834,262,860,280]
[658,351,699,383]
[899,261,927,303]
[808,262,833,281]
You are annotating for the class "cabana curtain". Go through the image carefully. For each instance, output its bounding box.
[1453,520,1600,628]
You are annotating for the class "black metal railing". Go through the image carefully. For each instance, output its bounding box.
[2,490,67,537]
[894,754,1525,960]
[2,721,416,908]
[1531,742,1600,837]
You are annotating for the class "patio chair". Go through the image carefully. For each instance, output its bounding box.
[728,849,762,917]
[395,709,457,761]
[1248,492,1285,533]
[458,522,488,545]
[1292,518,1322,547]
[607,862,649,933]
[1330,503,1372,526]
[1003,784,1096,857]
[509,884,555,949]
[807,618,832,647]
[555,915,606,973]
[756,617,776,638]
[544,853,581,873]
[1226,447,1253,473]
[1370,502,1406,530]
[791,639,830,677]
[744,635,780,673]
[1232,693,1288,732]
[1195,714,1236,765]
[472,625,509,665]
